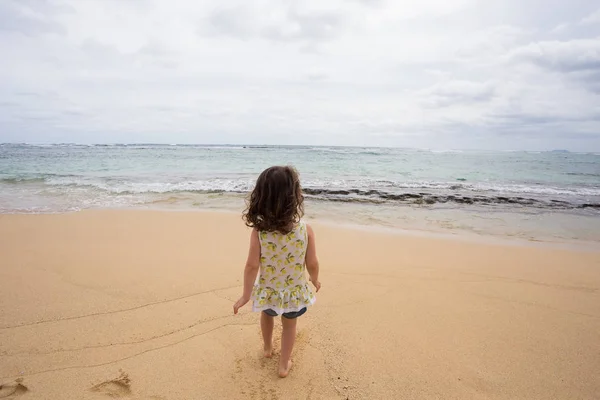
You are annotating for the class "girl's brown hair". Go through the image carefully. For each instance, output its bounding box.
[243,166,304,234]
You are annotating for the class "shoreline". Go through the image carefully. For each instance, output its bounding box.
[2,206,599,252]
[2,143,598,248]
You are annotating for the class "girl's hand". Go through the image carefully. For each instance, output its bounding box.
[233,295,250,314]
[310,279,321,292]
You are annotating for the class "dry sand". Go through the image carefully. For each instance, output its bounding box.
[0,210,599,399]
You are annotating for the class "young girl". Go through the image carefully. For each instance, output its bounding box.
[233,165,321,378]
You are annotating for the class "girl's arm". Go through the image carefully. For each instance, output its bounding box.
[306,224,321,292]
[233,229,261,314]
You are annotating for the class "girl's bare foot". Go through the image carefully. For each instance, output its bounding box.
[264,344,273,358]
[278,360,292,378]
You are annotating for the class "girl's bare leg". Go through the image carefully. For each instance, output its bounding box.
[260,312,274,358]
[279,316,297,377]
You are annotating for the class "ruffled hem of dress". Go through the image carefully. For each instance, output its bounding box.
[251,284,316,314]
[252,297,316,314]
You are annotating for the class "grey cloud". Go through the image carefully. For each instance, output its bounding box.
[421,81,496,108]
[551,23,570,33]
[580,9,600,25]
[61,109,88,117]
[265,11,341,42]
[484,111,600,138]
[0,0,68,35]
[203,3,343,43]
[13,113,59,122]
[72,38,179,72]
[580,71,600,92]
[14,91,44,98]
[306,71,329,81]
[201,6,251,38]
[132,41,179,69]
[455,25,528,61]
[354,0,384,6]
[345,0,384,6]
[492,112,598,125]
[144,105,178,113]
[15,0,74,14]
[0,100,19,107]
[80,39,121,56]
[507,37,600,94]
[137,41,173,57]
[509,38,600,73]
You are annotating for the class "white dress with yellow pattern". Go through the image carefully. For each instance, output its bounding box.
[252,221,316,314]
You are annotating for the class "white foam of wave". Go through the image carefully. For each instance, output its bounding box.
[428,149,464,154]
[0,205,82,214]
[45,176,255,194]
[470,183,600,197]
[40,176,600,197]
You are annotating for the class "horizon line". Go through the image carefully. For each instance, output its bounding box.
[0,142,583,153]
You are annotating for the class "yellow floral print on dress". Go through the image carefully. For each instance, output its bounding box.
[252,221,315,314]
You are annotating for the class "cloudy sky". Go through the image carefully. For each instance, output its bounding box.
[1,0,599,150]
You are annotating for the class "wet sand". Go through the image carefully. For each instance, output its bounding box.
[0,210,599,399]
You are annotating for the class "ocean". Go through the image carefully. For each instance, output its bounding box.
[1,143,599,244]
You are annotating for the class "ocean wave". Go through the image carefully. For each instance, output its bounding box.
[0,205,82,214]
[565,172,600,178]
[44,177,255,194]
[428,149,464,154]
[0,143,250,150]
[465,183,600,197]
[0,174,83,184]
[1,177,47,184]
[1,143,96,150]
[3,174,599,198]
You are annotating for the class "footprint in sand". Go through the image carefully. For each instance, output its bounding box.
[0,378,28,398]
[90,371,132,398]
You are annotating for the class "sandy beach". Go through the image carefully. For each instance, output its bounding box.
[0,210,599,399]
